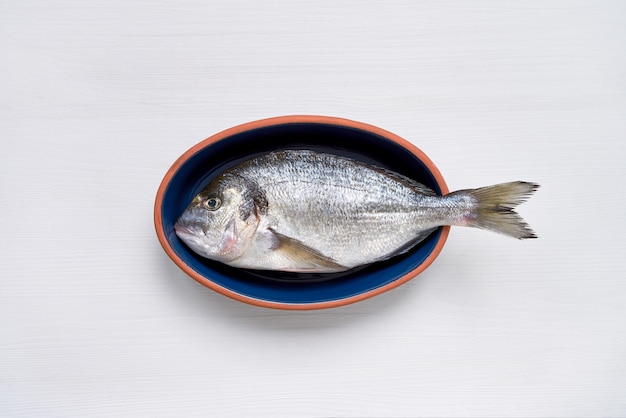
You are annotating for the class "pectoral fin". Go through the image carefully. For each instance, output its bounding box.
[268,229,348,272]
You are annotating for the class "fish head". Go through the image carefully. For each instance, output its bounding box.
[174,173,266,264]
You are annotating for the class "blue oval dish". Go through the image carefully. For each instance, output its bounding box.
[154,116,450,309]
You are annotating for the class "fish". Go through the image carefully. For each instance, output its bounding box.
[174,149,538,273]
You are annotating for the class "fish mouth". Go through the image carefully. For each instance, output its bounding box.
[174,222,200,238]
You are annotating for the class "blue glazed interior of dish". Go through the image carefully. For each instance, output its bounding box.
[160,122,445,304]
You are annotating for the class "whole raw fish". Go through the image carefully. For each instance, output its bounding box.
[175,150,538,272]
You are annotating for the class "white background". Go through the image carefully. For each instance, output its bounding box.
[2,1,625,417]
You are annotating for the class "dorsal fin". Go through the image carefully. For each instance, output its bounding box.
[353,160,438,196]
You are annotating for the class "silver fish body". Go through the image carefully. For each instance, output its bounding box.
[175,150,538,272]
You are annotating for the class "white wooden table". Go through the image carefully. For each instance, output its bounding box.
[2,1,625,416]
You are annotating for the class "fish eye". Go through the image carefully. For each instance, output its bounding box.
[204,197,221,210]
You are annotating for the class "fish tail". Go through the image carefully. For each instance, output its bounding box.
[453,181,540,239]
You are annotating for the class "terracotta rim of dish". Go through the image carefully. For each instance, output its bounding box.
[154,115,450,310]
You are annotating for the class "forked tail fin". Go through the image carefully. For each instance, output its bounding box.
[454,181,540,239]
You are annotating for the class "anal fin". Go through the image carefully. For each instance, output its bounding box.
[373,227,437,263]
